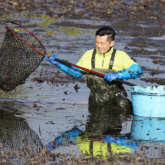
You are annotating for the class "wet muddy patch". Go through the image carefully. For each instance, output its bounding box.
[32,62,87,85]
[140,77,165,85]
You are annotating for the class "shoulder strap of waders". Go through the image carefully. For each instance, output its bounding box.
[109,49,116,70]
[91,48,116,69]
[91,49,96,68]
[89,138,110,156]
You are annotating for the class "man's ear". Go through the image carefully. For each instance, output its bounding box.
[110,41,115,47]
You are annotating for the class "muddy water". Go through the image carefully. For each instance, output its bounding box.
[0,2,165,163]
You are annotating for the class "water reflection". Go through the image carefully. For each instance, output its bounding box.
[85,104,133,137]
[1,99,165,161]
[131,115,165,159]
[0,100,43,154]
[47,105,134,160]
[46,106,165,160]
[76,105,135,159]
[131,115,165,141]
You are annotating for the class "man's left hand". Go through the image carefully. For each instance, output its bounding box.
[104,72,120,82]
[45,54,60,66]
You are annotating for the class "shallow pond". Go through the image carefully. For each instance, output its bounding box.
[0,3,165,163]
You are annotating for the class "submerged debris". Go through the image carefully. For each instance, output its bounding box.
[140,78,165,85]
[74,84,80,92]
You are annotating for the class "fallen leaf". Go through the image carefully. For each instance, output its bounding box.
[153,59,159,64]
[13,2,18,6]
[0,143,3,148]
[33,104,38,108]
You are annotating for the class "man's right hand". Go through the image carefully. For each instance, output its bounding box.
[102,136,119,144]
[104,72,120,82]
[45,54,60,66]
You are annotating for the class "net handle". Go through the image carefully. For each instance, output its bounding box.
[4,21,47,57]
[55,58,136,86]
[4,21,136,87]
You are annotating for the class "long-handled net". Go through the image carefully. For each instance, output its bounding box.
[0,21,46,92]
[0,22,135,92]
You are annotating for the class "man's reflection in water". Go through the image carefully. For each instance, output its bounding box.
[85,104,133,138]
[0,101,43,154]
[48,104,136,160]
[76,104,135,159]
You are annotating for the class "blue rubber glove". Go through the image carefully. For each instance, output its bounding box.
[103,136,119,144]
[118,64,142,79]
[47,127,82,151]
[104,72,120,82]
[61,127,82,141]
[58,64,84,79]
[116,137,137,150]
[45,54,83,79]
[45,54,60,66]
[104,64,142,82]
[103,136,138,150]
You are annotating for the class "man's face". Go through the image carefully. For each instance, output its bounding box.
[95,35,115,54]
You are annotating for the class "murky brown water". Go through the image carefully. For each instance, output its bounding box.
[0,0,165,163]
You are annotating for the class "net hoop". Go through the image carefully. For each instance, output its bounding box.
[5,21,47,57]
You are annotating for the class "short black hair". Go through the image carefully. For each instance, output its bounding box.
[95,26,116,41]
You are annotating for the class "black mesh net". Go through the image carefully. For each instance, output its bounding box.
[0,23,45,92]
[0,108,43,153]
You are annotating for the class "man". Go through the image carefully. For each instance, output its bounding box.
[46,26,142,110]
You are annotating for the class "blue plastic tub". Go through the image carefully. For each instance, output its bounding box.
[128,85,165,117]
[131,115,165,141]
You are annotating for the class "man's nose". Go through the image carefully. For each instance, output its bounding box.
[97,43,101,47]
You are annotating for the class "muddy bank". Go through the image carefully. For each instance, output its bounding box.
[1,0,165,24]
